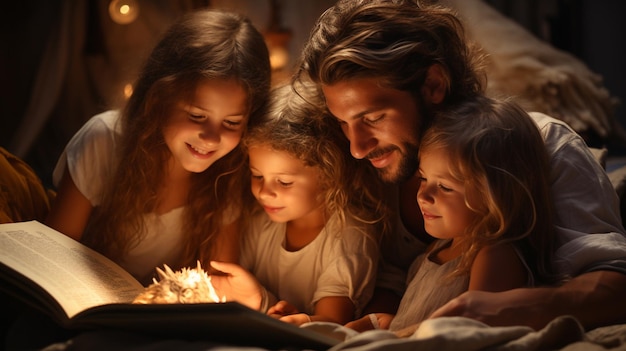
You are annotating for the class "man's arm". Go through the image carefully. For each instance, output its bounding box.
[430,270,626,330]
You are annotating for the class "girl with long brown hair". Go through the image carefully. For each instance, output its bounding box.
[45,9,271,285]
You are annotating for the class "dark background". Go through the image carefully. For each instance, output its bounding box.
[1,0,625,189]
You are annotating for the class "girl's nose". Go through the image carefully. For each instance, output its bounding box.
[417,185,434,204]
[257,181,275,199]
[199,122,220,144]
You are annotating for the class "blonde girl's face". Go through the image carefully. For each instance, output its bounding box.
[248,145,325,225]
[163,78,248,174]
[416,147,476,240]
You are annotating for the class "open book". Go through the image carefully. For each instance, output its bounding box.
[0,220,340,350]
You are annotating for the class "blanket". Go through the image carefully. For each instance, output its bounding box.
[37,316,626,351]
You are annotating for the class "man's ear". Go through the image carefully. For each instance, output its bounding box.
[421,64,448,105]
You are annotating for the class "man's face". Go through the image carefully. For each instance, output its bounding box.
[322,77,422,184]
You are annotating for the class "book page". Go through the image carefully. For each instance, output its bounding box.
[0,221,144,319]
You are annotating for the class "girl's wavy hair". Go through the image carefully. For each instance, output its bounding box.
[419,95,557,284]
[84,9,271,268]
[242,81,390,241]
[294,0,486,110]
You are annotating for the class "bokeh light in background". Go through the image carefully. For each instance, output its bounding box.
[109,0,140,25]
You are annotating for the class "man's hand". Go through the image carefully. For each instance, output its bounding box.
[428,288,553,330]
[429,271,626,330]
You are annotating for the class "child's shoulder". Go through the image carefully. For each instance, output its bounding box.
[325,214,380,254]
[72,110,122,144]
[331,214,375,236]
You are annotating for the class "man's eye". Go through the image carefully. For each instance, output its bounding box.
[364,113,384,124]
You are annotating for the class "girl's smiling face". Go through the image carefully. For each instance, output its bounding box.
[163,78,248,174]
[416,147,476,240]
[248,145,325,225]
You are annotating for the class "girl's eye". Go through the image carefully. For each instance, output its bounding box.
[188,114,206,122]
[277,179,293,187]
[251,174,263,180]
[223,119,243,129]
[438,183,453,192]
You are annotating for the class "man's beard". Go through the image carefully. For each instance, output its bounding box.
[374,141,419,184]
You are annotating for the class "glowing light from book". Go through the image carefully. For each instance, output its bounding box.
[207,276,223,303]
[182,268,223,303]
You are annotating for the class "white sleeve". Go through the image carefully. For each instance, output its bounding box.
[531,112,626,277]
[52,111,120,206]
[313,222,380,317]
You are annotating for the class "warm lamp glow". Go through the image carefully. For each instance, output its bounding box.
[109,0,139,25]
[264,31,291,71]
[123,83,133,99]
[269,46,289,70]
[264,0,291,72]
[120,5,131,15]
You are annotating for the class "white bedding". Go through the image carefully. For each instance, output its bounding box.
[40,316,626,351]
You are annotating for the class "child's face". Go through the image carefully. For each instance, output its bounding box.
[248,145,325,225]
[416,148,475,240]
[163,78,248,174]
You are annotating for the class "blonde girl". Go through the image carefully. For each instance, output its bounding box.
[389,95,557,331]
[210,82,389,326]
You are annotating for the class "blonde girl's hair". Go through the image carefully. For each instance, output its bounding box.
[242,81,390,240]
[84,9,271,267]
[419,95,556,284]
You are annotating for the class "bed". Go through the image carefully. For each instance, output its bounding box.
[31,314,626,351]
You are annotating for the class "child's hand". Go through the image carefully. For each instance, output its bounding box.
[279,313,313,326]
[267,300,299,318]
[344,313,394,331]
[208,261,264,310]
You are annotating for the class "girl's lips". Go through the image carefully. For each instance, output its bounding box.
[422,211,439,220]
[187,143,215,159]
[263,205,283,214]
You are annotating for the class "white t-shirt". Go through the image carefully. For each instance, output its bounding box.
[53,110,185,285]
[531,112,626,276]
[240,211,379,317]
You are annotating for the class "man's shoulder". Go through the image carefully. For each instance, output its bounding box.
[527,111,572,131]
[527,111,584,153]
